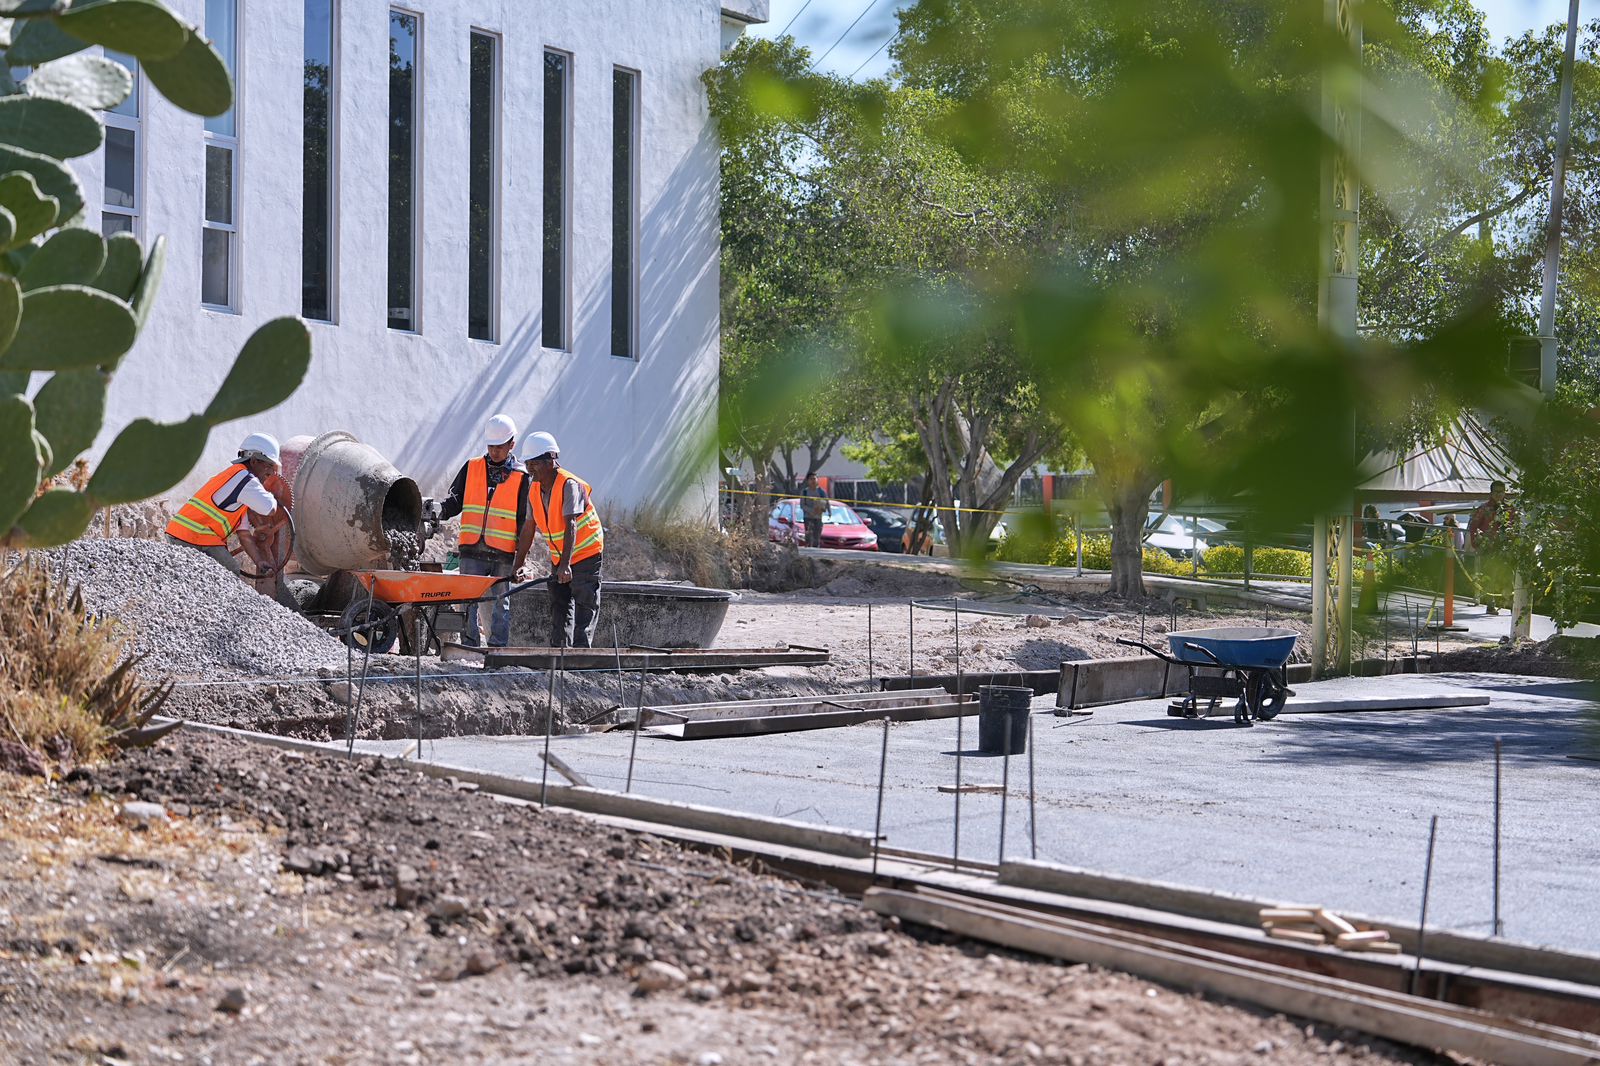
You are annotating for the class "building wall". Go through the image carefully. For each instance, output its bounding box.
[75,0,742,520]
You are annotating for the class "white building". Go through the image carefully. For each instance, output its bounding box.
[75,0,768,516]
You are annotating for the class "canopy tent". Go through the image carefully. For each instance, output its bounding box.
[1356,415,1517,503]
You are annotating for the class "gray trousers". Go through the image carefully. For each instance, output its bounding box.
[167,533,240,575]
[461,552,514,647]
[549,555,602,648]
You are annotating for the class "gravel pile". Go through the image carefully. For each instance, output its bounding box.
[41,538,351,681]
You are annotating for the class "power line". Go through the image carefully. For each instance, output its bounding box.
[810,0,889,71]
[849,25,902,79]
[778,0,816,38]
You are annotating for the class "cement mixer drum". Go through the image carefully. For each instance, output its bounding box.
[283,431,422,577]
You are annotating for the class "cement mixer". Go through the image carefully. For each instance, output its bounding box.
[280,431,434,577]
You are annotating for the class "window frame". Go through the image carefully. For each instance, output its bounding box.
[387,6,423,333]
[100,51,142,239]
[466,27,501,343]
[302,0,339,323]
[541,47,572,352]
[200,0,241,313]
[610,65,640,359]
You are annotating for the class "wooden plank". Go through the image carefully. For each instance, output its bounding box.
[651,700,976,740]
[460,645,833,672]
[866,888,1600,1066]
[538,749,591,788]
[880,670,1060,696]
[642,689,950,722]
[1269,926,1328,945]
[1315,909,1361,939]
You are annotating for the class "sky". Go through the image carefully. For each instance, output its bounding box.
[751,0,1583,82]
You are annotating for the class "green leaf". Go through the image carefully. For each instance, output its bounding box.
[87,414,207,505]
[92,231,140,299]
[0,370,26,394]
[25,53,134,111]
[6,15,86,65]
[14,487,94,546]
[0,392,41,534]
[0,171,59,246]
[56,0,188,61]
[141,26,230,117]
[0,144,81,226]
[127,232,164,334]
[0,95,100,157]
[31,367,106,478]
[0,284,136,371]
[19,226,105,290]
[0,274,21,359]
[203,317,312,425]
[0,205,14,251]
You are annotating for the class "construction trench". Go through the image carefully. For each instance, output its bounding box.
[24,432,1600,1063]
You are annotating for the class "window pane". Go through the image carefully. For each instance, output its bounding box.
[105,51,138,117]
[468,32,495,341]
[541,50,567,350]
[204,0,236,137]
[205,144,232,223]
[387,10,418,331]
[611,69,637,358]
[104,127,136,209]
[101,214,133,237]
[202,227,231,306]
[303,0,334,321]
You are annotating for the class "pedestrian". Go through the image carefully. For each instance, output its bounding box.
[437,414,530,648]
[1467,481,1515,615]
[799,472,828,548]
[164,433,286,585]
[516,432,605,648]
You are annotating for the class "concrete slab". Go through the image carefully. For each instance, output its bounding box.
[377,672,1600,956]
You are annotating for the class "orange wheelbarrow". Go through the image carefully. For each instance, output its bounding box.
[339,569,549,655]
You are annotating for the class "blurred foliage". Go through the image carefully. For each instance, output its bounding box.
[709,0,1566,596]
[1201,545,1315,579]
[0,0,310,548]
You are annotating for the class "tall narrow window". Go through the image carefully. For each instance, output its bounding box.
[202,0,238,309]
[611,67,639,358]
[303,0,335,322]
[388,9,419,331]
[541,50,569,350]
[101,51,139,237]
[467,31,498,341]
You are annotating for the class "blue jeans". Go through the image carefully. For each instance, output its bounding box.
[460,553,514,647]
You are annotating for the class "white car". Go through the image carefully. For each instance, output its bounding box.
[1144,514,1210,559]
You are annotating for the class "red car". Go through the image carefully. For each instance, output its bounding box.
[769,498,879,550]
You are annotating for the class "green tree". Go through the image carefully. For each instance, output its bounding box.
[0,0,311,549]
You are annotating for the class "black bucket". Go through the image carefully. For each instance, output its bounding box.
[977,685,1032,755]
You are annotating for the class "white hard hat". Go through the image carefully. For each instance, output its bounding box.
[238,432,280,466]
[485,413,517,446]
[524,431,559,459]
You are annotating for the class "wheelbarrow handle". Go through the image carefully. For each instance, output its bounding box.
[498,575,553,597]
[1114,636,1181,665]
[1180,641,1225,666]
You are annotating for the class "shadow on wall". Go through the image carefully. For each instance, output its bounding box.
[396,127,721,519]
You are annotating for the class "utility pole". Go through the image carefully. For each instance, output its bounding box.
[1315,0,1361,676]
[1515,0,1582,640]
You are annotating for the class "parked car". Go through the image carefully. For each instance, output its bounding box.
[769,499,879,551]
[1144,514,1210,559]
[853,505,911,554]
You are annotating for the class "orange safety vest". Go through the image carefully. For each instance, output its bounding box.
[458,457,526,554]
[165,463,255,547]
[530,469,604,565]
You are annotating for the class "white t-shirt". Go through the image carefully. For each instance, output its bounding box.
[212,466,278,531]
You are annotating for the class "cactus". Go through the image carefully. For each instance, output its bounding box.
[0,0,310,549]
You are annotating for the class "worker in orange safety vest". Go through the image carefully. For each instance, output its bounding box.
[515,431,604,648]
[438,413,531,647]
[164,433,286,596]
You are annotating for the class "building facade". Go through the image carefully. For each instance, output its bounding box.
[75,0,767,516]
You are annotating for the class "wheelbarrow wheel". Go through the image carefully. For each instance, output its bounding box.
[340,598,399,655]
[1247,671,1287,721]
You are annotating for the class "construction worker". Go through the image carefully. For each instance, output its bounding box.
[515,431,604,648]
[438,413,530,648]
[164,433,285,583]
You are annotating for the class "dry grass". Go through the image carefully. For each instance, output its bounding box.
[0,558,171,773]
[622,506,782,588]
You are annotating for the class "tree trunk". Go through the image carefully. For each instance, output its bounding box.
[1106,481,1150,599]
[748,446,776,539]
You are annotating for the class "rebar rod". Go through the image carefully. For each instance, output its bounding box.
[1411,815,1440,996]
[872,715,890,879]
[626,659,647,793]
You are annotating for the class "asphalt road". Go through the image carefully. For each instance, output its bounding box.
[355,672,1600,956]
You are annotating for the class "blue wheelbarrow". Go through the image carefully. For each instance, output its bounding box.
[1116,626,1298,725]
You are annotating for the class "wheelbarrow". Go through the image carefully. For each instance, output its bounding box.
[336,569,551,758]
[338,569,550,656]
[1115,626,1298,725]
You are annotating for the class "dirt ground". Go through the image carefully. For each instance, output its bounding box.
[0,732,1456,1065]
